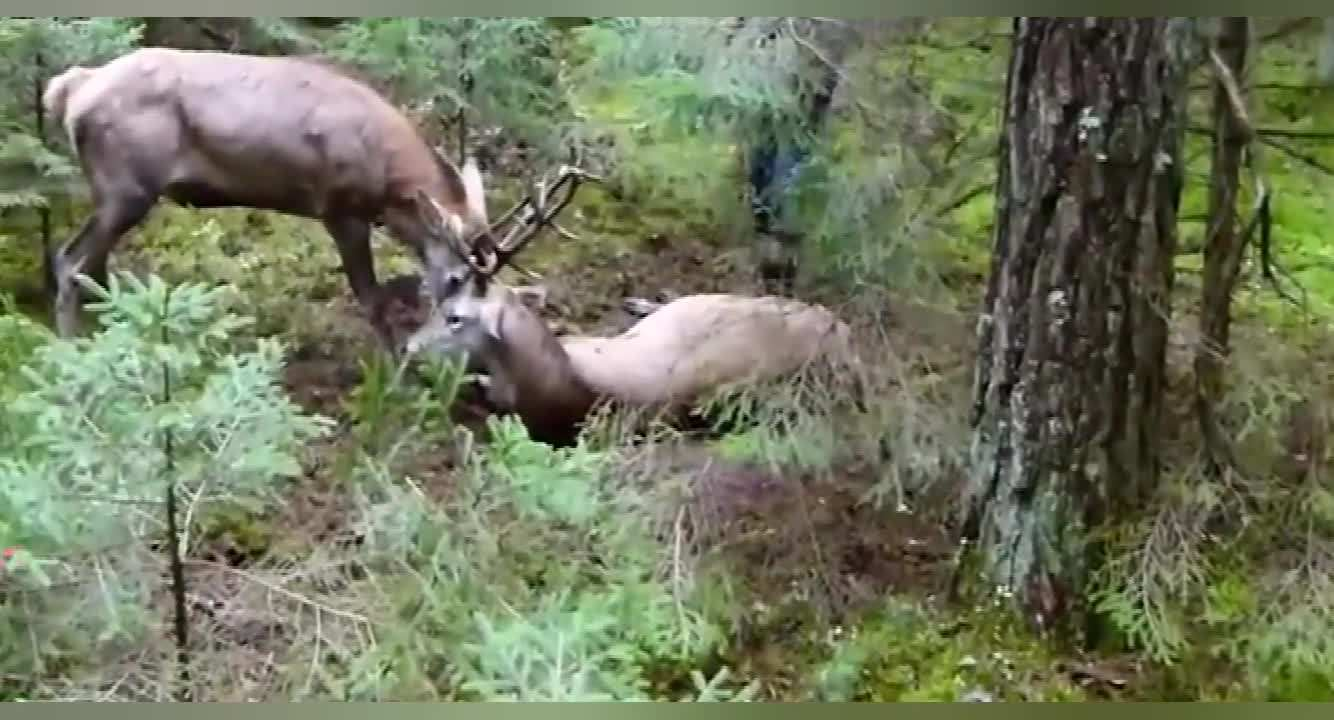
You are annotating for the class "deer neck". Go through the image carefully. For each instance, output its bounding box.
[490,301,600,444]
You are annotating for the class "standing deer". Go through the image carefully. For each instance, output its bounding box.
[41,46,491,349]
[401,167,862,446]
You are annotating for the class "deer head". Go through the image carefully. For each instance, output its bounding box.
[407,162,598,336]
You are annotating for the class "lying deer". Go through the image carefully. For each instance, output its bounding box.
[399,170,860,445]
[42,46,491,348]
[404,277,858,445]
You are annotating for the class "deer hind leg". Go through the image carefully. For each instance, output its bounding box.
[323,216,398,354]
[53,191,155,337]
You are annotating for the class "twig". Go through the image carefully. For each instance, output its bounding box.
[1258,134,1334,177]
[1207,43,1308,312]
[1257,17,1318,44]
[1191,81,1333,92]
[671,505,690,655]
[180,414,246,556]
[1251,128,1334,142]
[160,284,192,702]
[933,181,993,219]
[785,17,849,85]
[197,24,237,51]
[1190,125,1334,143]
[1208,48,1256,141]
[1253,183,1307,311]
[185,559,373,627]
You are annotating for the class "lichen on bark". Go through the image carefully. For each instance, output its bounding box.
[959,17,1195,632]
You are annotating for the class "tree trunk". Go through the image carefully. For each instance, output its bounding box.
[1195,18,1250,470]
[959,18,1192,632]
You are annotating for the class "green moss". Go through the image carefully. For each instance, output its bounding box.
[798,598,1089,702]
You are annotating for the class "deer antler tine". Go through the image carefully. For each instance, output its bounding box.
[497,220,528,254]
[469,158,602,279]
[507,259,543,281]
[549,221,580,241]
[530,166,551,214]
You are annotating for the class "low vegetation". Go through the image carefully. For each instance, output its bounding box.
[2,16,1333,701]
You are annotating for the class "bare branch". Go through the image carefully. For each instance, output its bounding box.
[785,17,850,85]
[1208,47,1256,141]
[1258,16,1318,44]
[1190,124,1334,144]
[933,181,993,219]
[1254,128,1334,142]
[1258,135,1334,177]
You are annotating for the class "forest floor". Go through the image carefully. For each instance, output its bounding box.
[5,16,1334,701]
[229,219,1142,700]
[8,172,1318,701]
[0,189,1177,699]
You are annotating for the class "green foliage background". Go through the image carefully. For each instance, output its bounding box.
[0,15,1333,702]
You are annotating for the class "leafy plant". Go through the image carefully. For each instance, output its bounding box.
[0,271,331,697]
[332,415,734,701]
[320,18,564,162]
[0,18,142,206]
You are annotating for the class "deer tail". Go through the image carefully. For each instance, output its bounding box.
[42,66,94,148]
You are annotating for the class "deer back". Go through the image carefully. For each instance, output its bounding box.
[560,293,856,408]
[49,47,480,234]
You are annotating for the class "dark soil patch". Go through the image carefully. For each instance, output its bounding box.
[678,452,954,615]
[282,355,359,418]
[628,441,958,697]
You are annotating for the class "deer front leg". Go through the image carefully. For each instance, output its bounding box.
[324,216,398,355]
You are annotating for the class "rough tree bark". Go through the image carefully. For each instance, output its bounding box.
[1195,18,1251,470]
[958,18,1193,631]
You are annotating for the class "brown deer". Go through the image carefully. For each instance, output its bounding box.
[406,278,859,446]
[41,46,492,349]
[401,169,861,445]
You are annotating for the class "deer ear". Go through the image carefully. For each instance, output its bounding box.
[479,299,506,340]
[511,284,548,313]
